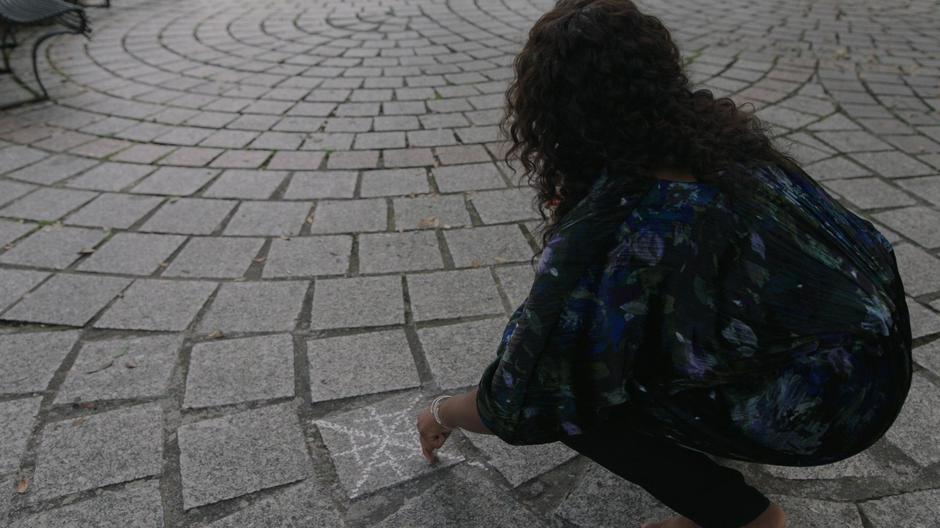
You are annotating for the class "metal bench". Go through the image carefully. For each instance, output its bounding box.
[0,0,90,101]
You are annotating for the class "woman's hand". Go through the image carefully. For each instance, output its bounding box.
[416,408,451,462]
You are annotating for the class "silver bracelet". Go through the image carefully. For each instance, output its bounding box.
[430,395,453,431]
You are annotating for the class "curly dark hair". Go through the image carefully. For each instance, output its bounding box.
[503,0,792,247]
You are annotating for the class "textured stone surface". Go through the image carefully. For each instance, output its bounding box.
[65,193,163,229]
[407,269,503,322]
[913,340,940,377]
[0,331,78,393]
[203,480,344,528]
[9,480,164,528]
[418,318,504,390]
[555,464,676,528]
[310,276,404,329]
[859,489,940,528]
[30,403,163,500]
[885,373,940,466]
[56,335,180,404]
[178,403,312,509]
[78,232,187,275]
[198,281,306,333]
[0,397,42,473]
[307,330,420,402]
[358,231,444,273]
[315,392,463,499]
[163,237,264,279]
[0,268,48,313]
[2,274,130,326]
[262,236,351,278]
[184,334,294,408]
[768,495,864,527]
[463,431,576,487]
[444,225,534,267]
[0,225,107,269]
[95,279,215,331]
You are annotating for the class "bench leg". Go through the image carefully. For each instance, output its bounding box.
[31,29,81,99]
[0,27,14,74]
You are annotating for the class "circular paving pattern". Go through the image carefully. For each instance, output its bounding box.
[1,0,939,526]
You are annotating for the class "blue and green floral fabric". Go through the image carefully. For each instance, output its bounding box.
[476,163,912,466]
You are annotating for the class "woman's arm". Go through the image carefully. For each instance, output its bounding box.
[416,388,492,462]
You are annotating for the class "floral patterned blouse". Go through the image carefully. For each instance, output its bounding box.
[476,163,912,466]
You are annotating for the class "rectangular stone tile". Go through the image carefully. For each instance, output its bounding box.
[767,496,864,528]
[184,334,294,408]
[197,281,307,333]
[874,207,940,248]
[178,403,312,509]
[360,168,429,197]
[908,297,940,340]
[859,489,940,528]
[383,148,435,168]
[822,178,916,210]
[78,233,187,276]
[815,131,892,152]
[65,162,155,192]
[0,145,48,175]
[418,318,505,390]
[891,243,940,296]
[407,269,503,322]
[555,465,675,528]
[5,154,97,185]
[310,275,404,330]
[464,430,576,487]
[3,275,130,326]
[0,397,42,473]
[0,219,35,247]
[223,202,311,236]
[65,193,164,229]
[358,231,443,273]
[897,176,940,208]
[885,373,940,466]
[914,340,940,378]
[9,480,164,528]
[307,330,419,402]
[140,198,237,235]
[129,167,219,195]
[0,188,98,222]
[314,392,462,499]
[0,269,47,313]
[55,335,181,404]
[761,450,886,480]
[262,236,351,278]
[203,480,342,528]
[267,151,326,171]
[444,225,533,268]
[392,195,471,230]
[310,199,388,234]
[163,237,264,279]
[0,226,106,269]
[470,188,539,224]
[30,403,163,501]
[283,171,357,199]
[95,279,216,331]
[0,331,79,394]
[432,163,505,192]
[804,157,872,181]
[495,264,534,308]
[851,151,935,178]
[326,150,379,170]
[0,180,36,208]
[202,170,286,199]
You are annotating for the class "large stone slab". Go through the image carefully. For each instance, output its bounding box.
[767,495,864,527]
[178,402,312,509]
[163,237,265,279]
[223,202,311,236]
[2,274,130,326]
[884,372,940,466]
[0,397,42,473]
[201,480,343,528]
[358,231,444,273]
[78,232,188,276]
[0,219,35,247]
[307,330,420,402]
[65,193,164,229]
[0,269,47,313]
[761,450,885,480]
[55,335,180,404]
[859,489,940,527]
[463,431,577,487]
[417,318,504,390]
[0,188,97,222]
[444,225,534,267]
[310,275,404,329]
[555,464,676,528]
[30,403,163,501]
[95,279,216,331]
[406,269,503,322]
[9,480,164,528]
[913,340,940,377]
[197,281,307,333]
[140,198,237,235]
[0,331,78,394]
[184,334,294,408]
[262,236,352,278]
[0,226,107,269]
[314,392,463,498]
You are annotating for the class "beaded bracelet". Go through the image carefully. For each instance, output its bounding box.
[430,395,453,431]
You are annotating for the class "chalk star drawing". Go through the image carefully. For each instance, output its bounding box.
[315,393,463,498]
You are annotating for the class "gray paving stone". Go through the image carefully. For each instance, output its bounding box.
[418,318,504,390]
[761,450,886,479]
[822,178,915,210]
[78,232,187,276]
[908,297,940,340]
[129,167,218,195]
[432,163,505,192]
[0,268,47,313]
[804,157,872,180]
[470,188,538,224]
[0,331,78,394]
[308,330,419,402]
[555,464,676,528]
[358,231,443,273]
[65,162,155,191]
[8,480,164,528]
[202,480,344,528]
[184,334,294,408]
[464,430,576,487]
[310,199,387,234]
[444,225,533,267]
[3,274,130,326]
[859,489,940,528]
[407,269,503,322]
[30,403,163,501]
[0,219,34,246]
[224,201,311,236]
[0,145,48,174]
[163,237,264,278]
[203,169,286,199]
[263,236,352,278]
[891,243,940,296]
[897,176,940,208]
[198,281,307,333]
[140,198,237,235]
[95,279,215,331]
[0,397,42,473]
[885,373,940,466]
[374,467,545,527]
[56,335,180,404]
[283,171,358,199]
[873,207,940,248]
[310,275,404,329]
[914,338,940,378]
[178,402,312,509]
[65,193,164,229]
[393,195,471,230]
[0,187,98,222]
[495,264,534,308]
[0,180,35,207]
[814,131,892,152]
[360,168,429,197]
[850,151,935,178]
[0,225,106,269]
[6,154,97,185]
[314,392,463,499]
[766,495,864,527]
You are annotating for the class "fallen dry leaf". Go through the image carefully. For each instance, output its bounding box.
[78,248,95,255]
[208,330,225,339]
[470,259,484,268]
[72,416,89,427]
[15,478,29,494]
[125,362,138,369]
[418,216,440,229]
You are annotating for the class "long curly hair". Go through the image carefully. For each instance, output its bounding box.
[503,0,792,247]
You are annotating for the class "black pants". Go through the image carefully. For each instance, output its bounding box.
[561,408,770,528]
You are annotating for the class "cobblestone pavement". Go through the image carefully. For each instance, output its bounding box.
[1,0,939,526]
